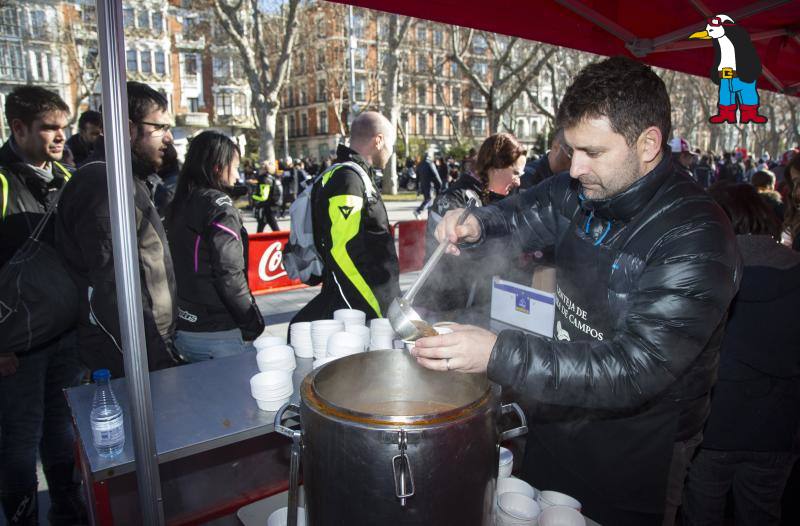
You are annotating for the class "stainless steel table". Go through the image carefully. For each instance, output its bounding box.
[66,352,311,525]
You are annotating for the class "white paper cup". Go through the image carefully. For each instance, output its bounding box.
[267,507,306,526]
[497,477,537,501]
[538,491,581,511]
[254,335,286,350]
[256,346,297,372]
[345,324,371,350]
[333,308,366,325]
[499,446,514,478]
[255,397,291,412]
[538,505,585,526]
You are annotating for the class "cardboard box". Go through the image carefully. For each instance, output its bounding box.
[490,277,555,338]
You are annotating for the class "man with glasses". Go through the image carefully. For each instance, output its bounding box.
[56,81,180,378]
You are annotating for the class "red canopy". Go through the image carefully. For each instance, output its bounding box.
[334,0,800,96]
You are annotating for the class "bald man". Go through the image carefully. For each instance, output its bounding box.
[291,111,400,323]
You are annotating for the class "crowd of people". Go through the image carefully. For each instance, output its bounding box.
[0,53,798,526]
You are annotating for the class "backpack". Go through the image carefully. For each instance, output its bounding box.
[282,161,375,285]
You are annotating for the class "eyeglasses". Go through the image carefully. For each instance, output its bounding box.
[708,17,735,27]
[138,121,172,136]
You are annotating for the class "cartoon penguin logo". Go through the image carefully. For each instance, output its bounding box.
[690,14,767,125]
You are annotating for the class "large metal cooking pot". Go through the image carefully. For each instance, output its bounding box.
[275,350,527,526]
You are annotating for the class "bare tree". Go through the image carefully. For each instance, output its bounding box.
[449,29,556,134]
[62,8,100,128]
[378,14,412,194]
[211,0,300,162]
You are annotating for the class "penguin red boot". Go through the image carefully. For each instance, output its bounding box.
[739,104,768,124]
[709,104,737,124]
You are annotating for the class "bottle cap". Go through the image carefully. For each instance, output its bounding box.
[92,369,111,382]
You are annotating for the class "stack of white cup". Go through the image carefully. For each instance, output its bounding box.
[253,334,285,352]
[345,324,371,352]
[369,318,395,350]
[267,507,306,526]
[326,331,366,359]
[333,308,366,329]
[290,322,314,358]
[249,370,293,411]
[256,344,296,372]
[311,320,344,360]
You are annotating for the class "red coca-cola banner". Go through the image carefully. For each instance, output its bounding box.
[246,220,428,295]
[246,231,307,295]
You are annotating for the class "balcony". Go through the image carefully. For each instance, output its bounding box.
[215,114,255,129]
[176,112,209,128]
[175,33,206,50]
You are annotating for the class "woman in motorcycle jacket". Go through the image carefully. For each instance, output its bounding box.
[166,131,265,361]
[416,133,529,318]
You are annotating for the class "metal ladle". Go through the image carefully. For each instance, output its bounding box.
[388,199,478,341]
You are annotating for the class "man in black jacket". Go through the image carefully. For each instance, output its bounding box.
[291,111,400,322]
[56,81,179,378]
[414,57,741,526]
[0,86,87,526]
[413,152,442,217]
[65,110,102,167]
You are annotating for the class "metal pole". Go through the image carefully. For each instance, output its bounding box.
[96,1,165,524]
[347,5,357,128]
[283,113,289,161]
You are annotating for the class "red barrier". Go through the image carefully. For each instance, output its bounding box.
[396,220,427,273]
[247,231,307,295]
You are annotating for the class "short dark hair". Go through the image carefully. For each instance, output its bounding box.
[709,182,780,238]
[5,85,69,128]
[556,56,671,147]
[751,170,775,189]
[127,81,168,123]
[78,110,103,130]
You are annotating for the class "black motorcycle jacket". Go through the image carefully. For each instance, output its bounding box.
[166,188,265,340]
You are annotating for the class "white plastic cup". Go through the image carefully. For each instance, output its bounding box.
[255,396,292,412]
[538,505,585,526]
[538,491,582,511]
[497,492,540,525]
[333,308,366,325]
[267,506,306,526]
[499,446,514,478]
[497,477,537,501]
[254,335,286,351]
[256,346,297,372]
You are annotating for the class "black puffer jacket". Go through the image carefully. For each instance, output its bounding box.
[165,188,264,340]
[475,155,741,435]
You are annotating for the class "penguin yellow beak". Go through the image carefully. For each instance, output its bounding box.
[690,30,711,39]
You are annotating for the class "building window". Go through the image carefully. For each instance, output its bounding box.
[0,9,20,37]
[300,113,308,135]
[187,97,199,112]
[29,10,46,39]
[183,53,198,78]
[287,86,294,107]
[316,17,325,38]
[472,35,488,54]
[450,61,459,77]
[317,79,326,102]
[470,116,486,135]
[470,88,485,108]
[318,143,328,160]
[451,86,460,105]
[299,89,307,105]
[378,18,388,39]
[417,85,426,105]
[416,53,426,73]
[137,9,149,29]
[82,6,96,25]
[436,114,444,135]
[296,53,304,74]
[215,92,246,116]
[316,49,325,71]
[417,113,426,135]
[416,24,426,42]
[123,8,134,29]
[433,30,443,46]
[472,61,487,76]
[354,47,366,70]
[126,49,138,72]
[288,114,296,136]
[140,50,152,74]
[155,51,166,75]
[318,110,328,134]
[354,77,366,101]
[352,14,365,38]
[151,12,164,34]
[213,56,229,78]
[84,48,98,70]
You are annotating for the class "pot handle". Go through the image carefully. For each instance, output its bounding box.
[499,402,528,442]
[392,452,415,506]
[274,402,302,440]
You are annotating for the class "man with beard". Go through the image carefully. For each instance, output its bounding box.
[0,86,87,526]
[56,81,179,378]
[412,57,741,526]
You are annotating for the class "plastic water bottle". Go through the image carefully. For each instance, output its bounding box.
[90,369,125,458]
